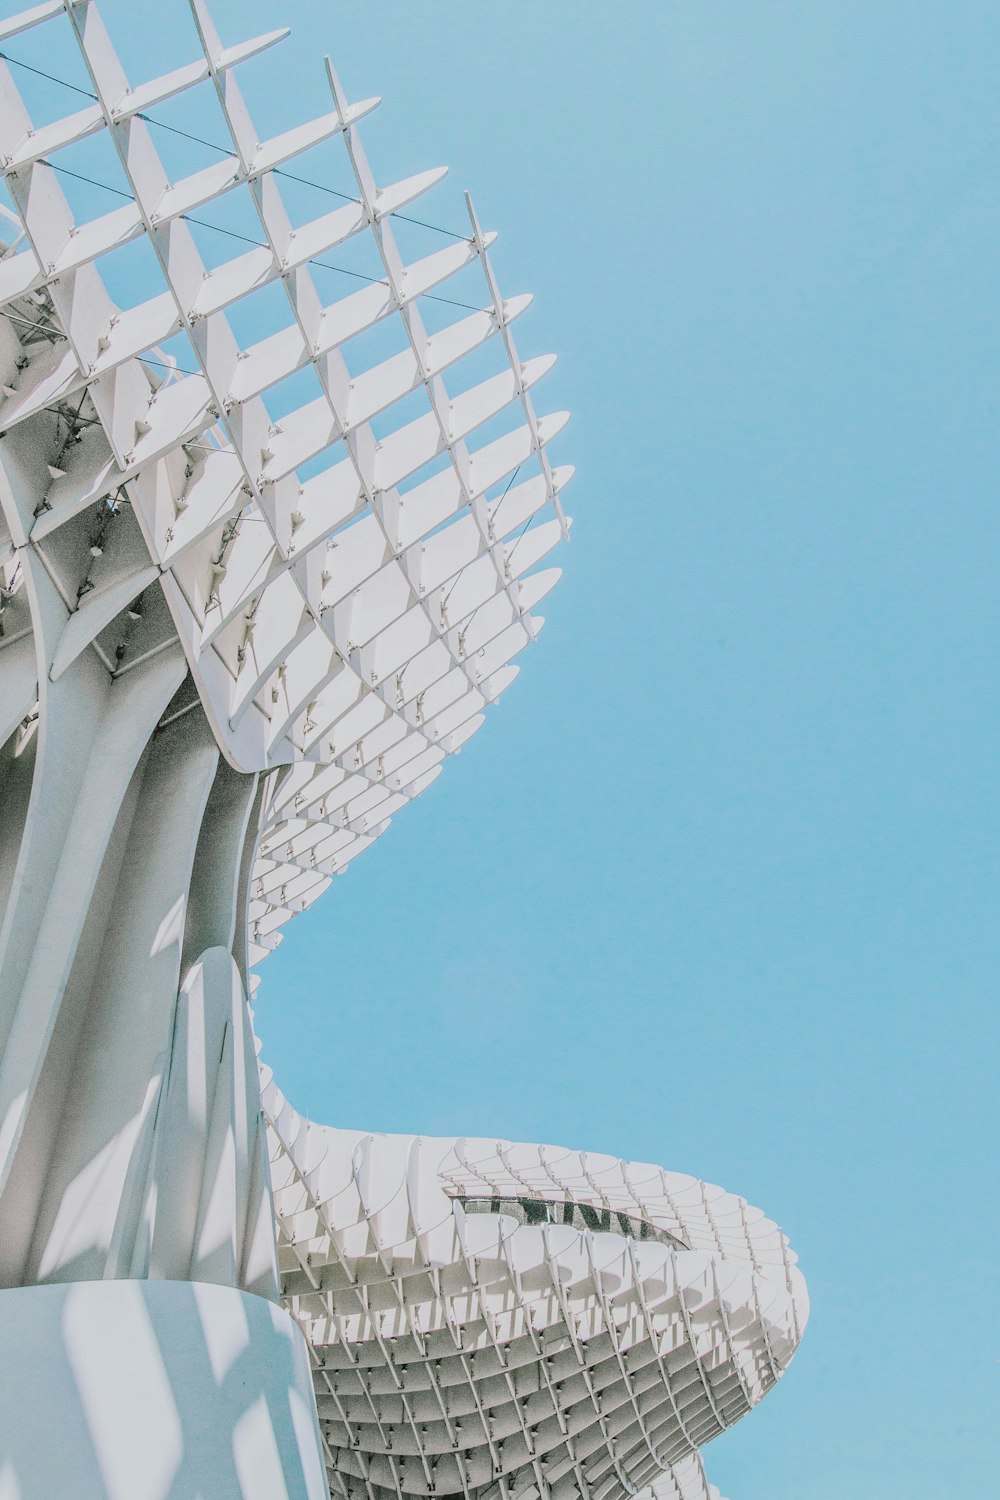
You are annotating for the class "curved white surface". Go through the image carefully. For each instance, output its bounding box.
[265,1077,807,1500]
[0,1279,327,1500]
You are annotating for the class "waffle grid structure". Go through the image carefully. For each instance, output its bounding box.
[0,0,570,983]
[265,1074,806,1500]
[0,4,807,1499]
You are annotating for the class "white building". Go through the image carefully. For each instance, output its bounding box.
[0,3,807,1497]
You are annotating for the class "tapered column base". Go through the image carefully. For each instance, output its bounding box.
[0,1280,327,1500]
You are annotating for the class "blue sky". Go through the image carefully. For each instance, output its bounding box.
[246,4,999,1496]
[32,0,997,1493]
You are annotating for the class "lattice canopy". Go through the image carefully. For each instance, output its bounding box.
[0,0,570,972]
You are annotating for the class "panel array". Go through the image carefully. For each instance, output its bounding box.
[264,1072,808,1500]
[0,0,570,972]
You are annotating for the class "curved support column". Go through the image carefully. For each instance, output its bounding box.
[139,948,278,1297]
[0,556,188,1208]
[0,558,278,1295]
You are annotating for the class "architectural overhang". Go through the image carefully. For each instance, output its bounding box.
[265,1075,808,1500]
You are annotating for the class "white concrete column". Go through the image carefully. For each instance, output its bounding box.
[0,1279,329,1500]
